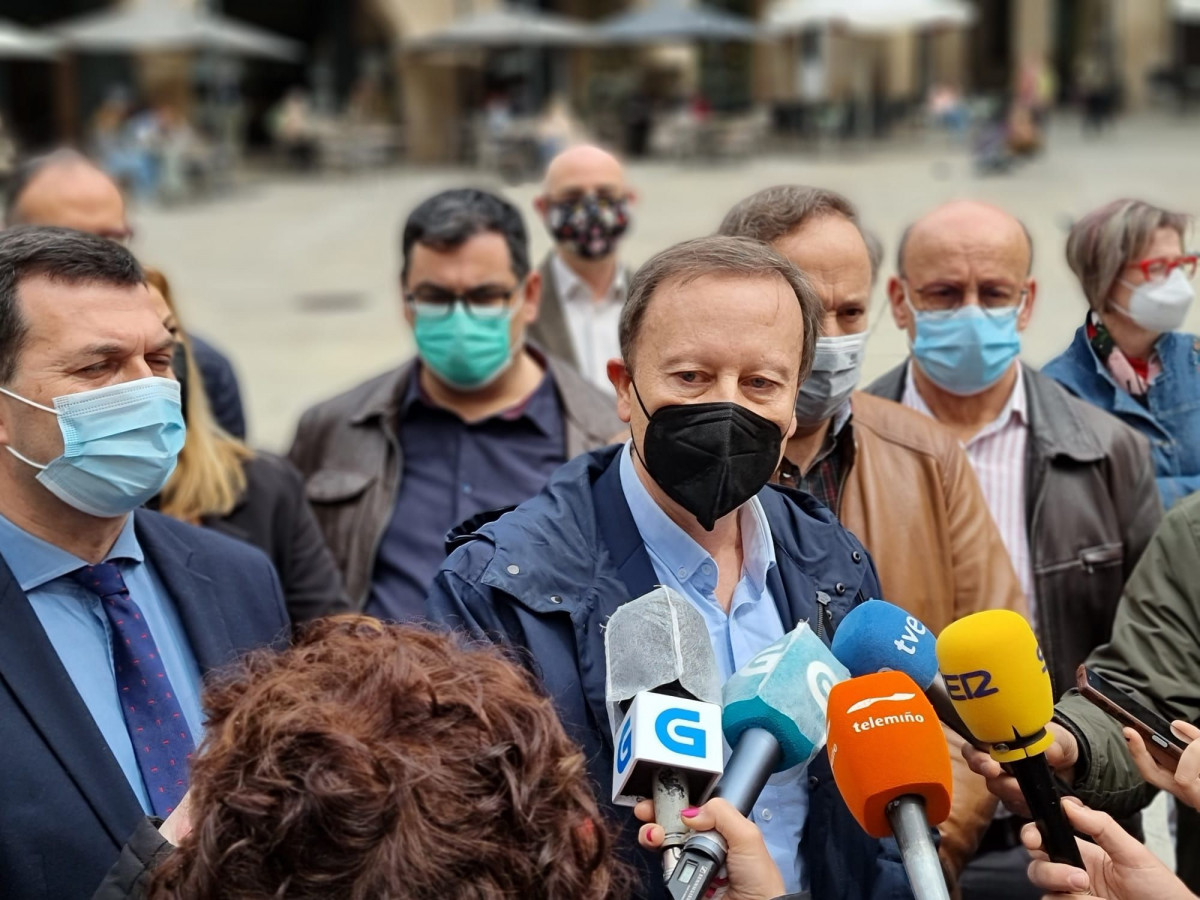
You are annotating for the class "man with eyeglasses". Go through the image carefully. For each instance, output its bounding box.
[530,144,636,391]
[288,188,621,621]
[865,200,1162,900]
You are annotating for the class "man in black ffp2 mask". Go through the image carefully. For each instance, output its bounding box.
[428,235,908,900]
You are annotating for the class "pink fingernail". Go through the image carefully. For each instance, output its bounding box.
[681,807,699,817]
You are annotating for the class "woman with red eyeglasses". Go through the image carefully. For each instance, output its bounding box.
[1044,198,1200,510]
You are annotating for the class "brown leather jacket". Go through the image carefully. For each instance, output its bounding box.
[287,354,622,609]
[781,391,1027,878]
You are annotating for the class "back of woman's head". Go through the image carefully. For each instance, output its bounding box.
[151,617,623,900]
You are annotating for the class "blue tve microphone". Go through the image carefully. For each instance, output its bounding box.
[831,599,979,748]
[665,623,849,900]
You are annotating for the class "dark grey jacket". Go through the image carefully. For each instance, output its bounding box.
[866,362,1163,697]
[287,352,622,609]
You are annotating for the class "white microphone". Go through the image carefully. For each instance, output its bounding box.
[605,587,724,881]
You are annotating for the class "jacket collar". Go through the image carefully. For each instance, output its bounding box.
[346,352,616,449]
[349,361,415,427]
[1022,364,1106,463]
[875,358,1106,463]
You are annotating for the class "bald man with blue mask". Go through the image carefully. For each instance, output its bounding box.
[866,200,1162,900]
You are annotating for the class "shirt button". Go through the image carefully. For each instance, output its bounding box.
[462,483,473,494]
[701,563,713,576]
[507,564,520,575]
[760,808,773,821]
[677,566,688,578]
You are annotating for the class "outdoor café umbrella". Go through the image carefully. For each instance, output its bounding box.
[597,0,760,44]
[52,1,302,61]
[767,0,974,35]
[406,4,594,50]
[0,19,61,59]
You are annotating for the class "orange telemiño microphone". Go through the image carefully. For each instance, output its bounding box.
[827,671,952,900]
[936,609,1084,868]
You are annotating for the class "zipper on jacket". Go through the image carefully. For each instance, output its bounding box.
[815,590,832,640]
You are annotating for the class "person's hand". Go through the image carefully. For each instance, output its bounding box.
[962,722,1078,817]
[1125,721,1200,811]
[159,791,193,846]
[1021,797,1195,899]
[635,798,786,900]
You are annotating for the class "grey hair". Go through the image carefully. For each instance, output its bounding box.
[619,235,822,384]
[896,217,1035,278]
[717,185,884,284]
[0,225,145,383]
[1066,199,1192,312]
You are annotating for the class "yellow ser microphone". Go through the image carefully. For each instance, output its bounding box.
[936,610,1083,868]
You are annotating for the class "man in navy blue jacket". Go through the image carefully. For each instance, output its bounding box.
[427,236,912,900]
[0,227,287,900]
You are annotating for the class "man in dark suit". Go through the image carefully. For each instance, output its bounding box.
[0,226,288,900]
[4,148,247,439]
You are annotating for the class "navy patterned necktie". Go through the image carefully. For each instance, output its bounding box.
[70,562,194,816]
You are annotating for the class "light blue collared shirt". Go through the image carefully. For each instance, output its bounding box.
[618,442,809,893]
[0,511,205,814]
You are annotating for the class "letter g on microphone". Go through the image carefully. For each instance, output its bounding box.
[656,708,707,758]
[616,715,633,774]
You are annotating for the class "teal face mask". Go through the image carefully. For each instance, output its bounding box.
[413,301,514,390]
[0,376,185,517]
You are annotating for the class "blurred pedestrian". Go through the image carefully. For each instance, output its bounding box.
[1044,199,1200,508]
[289,188,620,621]
[719,185,1028,891]
[144,268,348,624]
[428,235,912,900]
[531,144,636,391]
[0,226,287,900]
[867,200,1162,899]
[3,148,247,439]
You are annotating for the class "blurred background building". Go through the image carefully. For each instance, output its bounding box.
[0,0,1193,173]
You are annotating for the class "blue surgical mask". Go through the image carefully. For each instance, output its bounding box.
[0,376,186,517]
[907,294,1023,396]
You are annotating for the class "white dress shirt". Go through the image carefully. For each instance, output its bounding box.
[551,252,627,393]
[902,361,1037,621]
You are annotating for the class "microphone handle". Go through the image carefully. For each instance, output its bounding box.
[886,797,950,900]
[1008,755,1085,868]
[665,728,783,900]
[926,675,987,751]
[654,766,691,880]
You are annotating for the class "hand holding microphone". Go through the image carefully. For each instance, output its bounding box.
[665,622,848,900]
[604,587,724,880]
[636,798,786,900]
[937,609,1084,868]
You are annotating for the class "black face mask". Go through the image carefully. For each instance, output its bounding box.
[546,194,630,260]
[631,382,785,531]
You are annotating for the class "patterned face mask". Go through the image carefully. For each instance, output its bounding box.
[545,194,631,260]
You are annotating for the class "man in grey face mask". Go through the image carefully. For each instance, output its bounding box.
[720,186,1029,892]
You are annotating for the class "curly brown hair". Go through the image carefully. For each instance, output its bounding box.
[150,616,627,900]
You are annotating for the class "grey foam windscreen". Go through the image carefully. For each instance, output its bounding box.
[604,586,722,737]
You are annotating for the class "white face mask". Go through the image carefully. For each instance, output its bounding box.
[1113,268,1195,335]
[795,332,867,426]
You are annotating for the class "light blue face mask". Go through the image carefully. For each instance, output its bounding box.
[0,376,186,517]
[907,295,1023,396]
